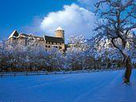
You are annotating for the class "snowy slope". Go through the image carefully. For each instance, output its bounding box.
[0,70,136,102]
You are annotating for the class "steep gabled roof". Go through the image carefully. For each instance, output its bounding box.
[8,30,64,43]
[8,30,19,39]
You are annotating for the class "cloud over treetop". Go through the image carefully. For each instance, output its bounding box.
[40,4,96,41]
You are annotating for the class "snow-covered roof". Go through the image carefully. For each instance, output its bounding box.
[56,26,63,31]
[8,30,19,39]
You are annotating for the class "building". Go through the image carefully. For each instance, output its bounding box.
[8,27,66,52]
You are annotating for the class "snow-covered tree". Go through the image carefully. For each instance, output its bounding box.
[67,35,89,52]
[95,0,136,83]
[45,48,65,71]
[65,35,96,70]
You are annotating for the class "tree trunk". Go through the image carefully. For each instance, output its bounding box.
[124,56,132,84]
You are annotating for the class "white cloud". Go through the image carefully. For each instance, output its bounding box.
[40,4,96,42]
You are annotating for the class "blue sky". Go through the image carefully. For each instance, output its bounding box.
[0,0,77,40]
[0,0,97,41]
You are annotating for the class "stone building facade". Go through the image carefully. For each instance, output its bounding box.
[8,27,66,52]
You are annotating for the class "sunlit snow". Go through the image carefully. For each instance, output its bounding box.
[0,70,136,102]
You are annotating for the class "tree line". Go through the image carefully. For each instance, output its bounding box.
[0,35,126,72]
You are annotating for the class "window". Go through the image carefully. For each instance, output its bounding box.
[59,46,62,49]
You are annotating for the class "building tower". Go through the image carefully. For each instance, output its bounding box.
[55,26,64,38]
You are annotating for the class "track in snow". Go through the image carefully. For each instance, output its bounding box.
[0,70,136,102]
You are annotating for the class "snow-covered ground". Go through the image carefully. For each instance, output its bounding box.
[0,70,136,102]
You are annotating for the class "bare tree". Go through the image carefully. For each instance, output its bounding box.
[95,0,136,83]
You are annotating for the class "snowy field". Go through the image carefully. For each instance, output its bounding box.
[0,70,136,102]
